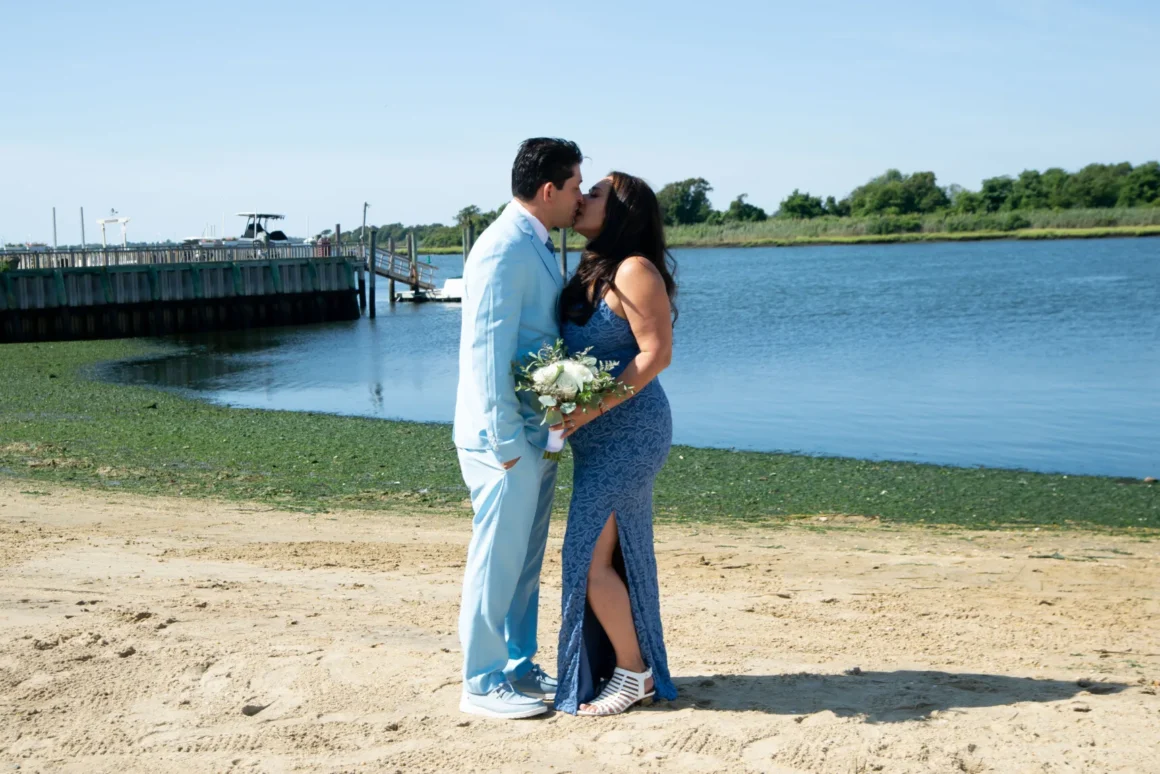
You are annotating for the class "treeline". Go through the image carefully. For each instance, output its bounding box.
[326,161,1160,247]
[665,206,1160,245]
[325,205,507,248]
[656,161,1160,226]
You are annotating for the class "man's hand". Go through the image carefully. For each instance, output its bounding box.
[503,457,520,471]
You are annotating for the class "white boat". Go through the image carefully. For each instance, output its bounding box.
[181,212,299,248]
[237,213,293,243]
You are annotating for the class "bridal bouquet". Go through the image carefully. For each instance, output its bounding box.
[515,340,632,460]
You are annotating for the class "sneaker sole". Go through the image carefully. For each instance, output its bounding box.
[459,697,548,720]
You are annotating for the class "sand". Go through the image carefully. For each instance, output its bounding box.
[1,481,1157,773]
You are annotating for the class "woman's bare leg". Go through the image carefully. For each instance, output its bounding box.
[579,514,654,712]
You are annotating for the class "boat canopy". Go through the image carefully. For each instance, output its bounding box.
[237,213,288,241]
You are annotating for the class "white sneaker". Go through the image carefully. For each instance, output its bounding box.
[460,681,547,719]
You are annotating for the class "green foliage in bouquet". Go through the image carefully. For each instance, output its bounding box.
[514,339,633,426]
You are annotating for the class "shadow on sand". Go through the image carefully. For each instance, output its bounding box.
[658,670,1124,722]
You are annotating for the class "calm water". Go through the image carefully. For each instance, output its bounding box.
[102,239,1160,478]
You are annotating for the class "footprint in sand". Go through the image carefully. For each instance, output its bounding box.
[741,736,810,774]
[198,659,235,695]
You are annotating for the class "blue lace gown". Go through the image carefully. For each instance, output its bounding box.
[555,298,677,714]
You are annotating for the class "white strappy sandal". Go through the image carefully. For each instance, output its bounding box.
[577,666,655,716]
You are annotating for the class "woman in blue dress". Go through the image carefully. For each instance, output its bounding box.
[554,172,679,716]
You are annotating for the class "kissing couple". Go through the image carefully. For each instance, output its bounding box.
[453,138,680,718]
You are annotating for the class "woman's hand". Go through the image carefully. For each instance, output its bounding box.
[558,405,602,439]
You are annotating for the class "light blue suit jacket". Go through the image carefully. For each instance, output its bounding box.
[453,202,563,463]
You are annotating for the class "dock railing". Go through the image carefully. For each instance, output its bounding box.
[0,242,361,270]
[2,241,438,291]
[371,248,437,290]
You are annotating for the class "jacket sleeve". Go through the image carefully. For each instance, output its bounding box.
[466,249,528,463]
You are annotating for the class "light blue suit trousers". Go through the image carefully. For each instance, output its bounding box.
[453,202,563,694]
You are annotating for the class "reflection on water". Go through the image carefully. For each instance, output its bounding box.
[101,241,1160,477]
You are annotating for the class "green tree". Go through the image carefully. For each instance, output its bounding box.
[979,176,1015,212]
[656,178,714,225]
[947,184,983,213]
[1040,168,1073,209]
[848,169,948,215]
[723,194,767,222]
[903,171,950,213]
[1117,161,1160,206]
[478,203,506,229]
[455,204,505,232]
[849,169,904,215]
[778,189,826,219]
[1009,170,1047,210]
[824,196,851,217]
[455,206,482,228]
[1065,162,1132,208]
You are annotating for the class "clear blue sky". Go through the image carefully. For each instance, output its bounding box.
[2,0,1157,244]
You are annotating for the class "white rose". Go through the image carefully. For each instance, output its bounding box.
[531,364,561,390]
[561,361,595,386]
[553,370,580,399]
[553,361,595,400]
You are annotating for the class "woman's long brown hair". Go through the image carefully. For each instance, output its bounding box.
[559,171,678,327]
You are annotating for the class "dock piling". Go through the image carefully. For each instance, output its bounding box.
[463,221,476,262]
[368,228,377,318]
[407,231,419,292]
[388,236,396,303]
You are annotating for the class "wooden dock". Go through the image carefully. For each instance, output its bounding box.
[4,241,435,290]
[0,237,442,341]
[1,254,360,342]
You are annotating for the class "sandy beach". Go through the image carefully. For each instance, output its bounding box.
[2,482,1157,773]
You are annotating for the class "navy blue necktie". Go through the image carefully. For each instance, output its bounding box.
[544,237,556,255]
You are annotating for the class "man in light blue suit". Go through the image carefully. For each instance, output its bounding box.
[454,138,584,719]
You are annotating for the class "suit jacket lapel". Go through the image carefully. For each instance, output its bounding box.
[509,204,563,289]
[530,232,563,289]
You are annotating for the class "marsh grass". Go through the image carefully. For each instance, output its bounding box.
[1,341,1156,531]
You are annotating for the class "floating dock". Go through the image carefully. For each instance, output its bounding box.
[395,277,464,303]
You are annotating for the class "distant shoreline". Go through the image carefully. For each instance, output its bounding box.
[411,224,1160,255]
[667,224,1160,249]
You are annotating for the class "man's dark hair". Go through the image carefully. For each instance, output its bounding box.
[511,138,582,201]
